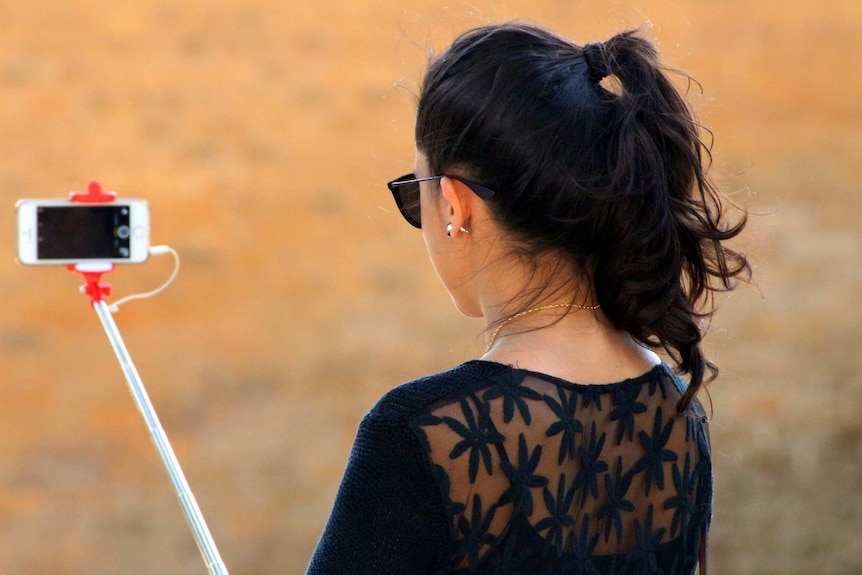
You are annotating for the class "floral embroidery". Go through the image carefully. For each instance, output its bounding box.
[572,421,609,504]
[632,407,678,495]
[483,372,542,424]
[444,395,505,483]
[609,382,648,445]
[561,515,601,575]
[499,434,549,516]
[544,387,585,464]
[597,456,636,544]
[663,451,698,539]
[455,494,499,570]
[412,364,710,574]
[626,505,666,575]
[535,473,577,557]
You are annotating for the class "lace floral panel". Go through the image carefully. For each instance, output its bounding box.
[411,365,711,573]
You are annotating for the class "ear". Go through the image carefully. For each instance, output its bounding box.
[440,177,473,237]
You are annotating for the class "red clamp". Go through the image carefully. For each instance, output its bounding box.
[70,180,116,203]
[68,263,114,305]
[68,181,116,305]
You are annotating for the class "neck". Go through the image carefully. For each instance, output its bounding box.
[480,310,661,384]
[456,219,659,383]
[485,302,600,352]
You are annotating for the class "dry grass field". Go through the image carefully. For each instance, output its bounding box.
[0,1,860,573]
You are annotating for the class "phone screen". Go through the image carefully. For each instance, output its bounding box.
[37,205,133,260]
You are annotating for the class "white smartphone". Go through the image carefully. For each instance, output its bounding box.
[16,198,150,265]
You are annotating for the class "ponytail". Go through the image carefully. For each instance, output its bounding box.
[585,31,750,412]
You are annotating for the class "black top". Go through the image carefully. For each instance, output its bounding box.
[306,360,711,574]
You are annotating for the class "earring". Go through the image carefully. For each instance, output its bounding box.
[446,223,470,237]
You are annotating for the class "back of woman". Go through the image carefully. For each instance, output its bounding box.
[307,21,748,575]
[416,362,710,573]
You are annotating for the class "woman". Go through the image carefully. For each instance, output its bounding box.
[307,22,748,575]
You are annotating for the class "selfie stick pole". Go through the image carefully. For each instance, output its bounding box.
[69,182,229,575]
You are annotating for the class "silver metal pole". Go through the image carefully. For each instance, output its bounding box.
[93,300,229,575]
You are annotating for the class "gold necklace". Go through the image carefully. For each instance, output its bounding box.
[485,302,601,352]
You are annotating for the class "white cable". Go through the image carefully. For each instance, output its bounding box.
[108,245,180,314]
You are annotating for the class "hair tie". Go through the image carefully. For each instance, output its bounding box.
[583,42,610,83]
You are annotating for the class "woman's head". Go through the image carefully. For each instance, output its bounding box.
[406,22,749,412]
[416,24,613,240]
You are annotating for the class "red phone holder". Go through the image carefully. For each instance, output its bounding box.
[70,180,117,203]
[68,181,116,305]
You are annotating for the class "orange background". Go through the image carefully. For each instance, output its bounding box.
[0,1,860,573]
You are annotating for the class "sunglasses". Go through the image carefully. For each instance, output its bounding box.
[386,173,496,229]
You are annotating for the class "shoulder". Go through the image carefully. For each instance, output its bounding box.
[365,361,512,425]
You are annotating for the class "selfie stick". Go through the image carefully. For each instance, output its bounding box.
[69,182,229,575]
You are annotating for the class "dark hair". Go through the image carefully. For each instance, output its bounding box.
[415,22,750,413]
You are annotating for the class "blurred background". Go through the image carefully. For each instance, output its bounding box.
[0,0,859,573]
